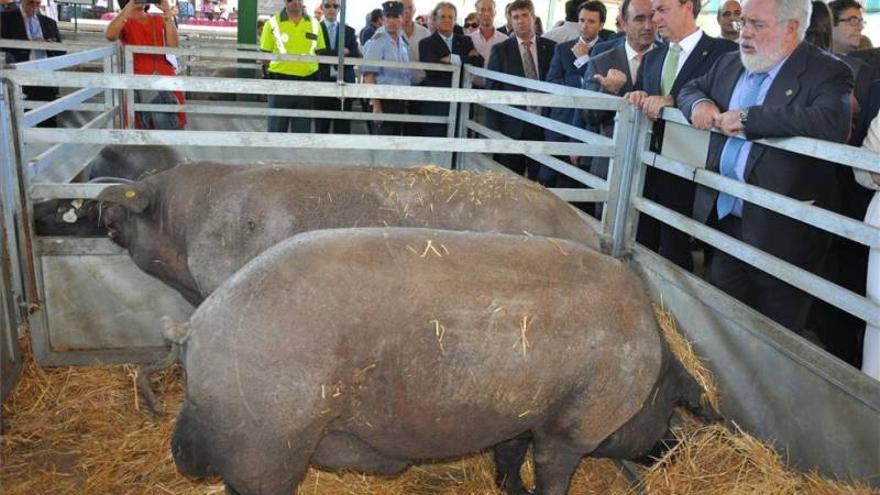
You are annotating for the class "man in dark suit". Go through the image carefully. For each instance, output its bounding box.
[418,1,483,137]
[678,0,853,334]
[623,0,737,270]
[541,0,608,186]
[486,0,556,180]
[1,0,62,127]
[314,1,360,134]
[582,0,657,179]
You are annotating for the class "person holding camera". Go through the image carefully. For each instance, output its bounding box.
[105,0,186,129]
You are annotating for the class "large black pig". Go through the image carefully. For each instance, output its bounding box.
[97,163,601,306]
[169,228,711,495]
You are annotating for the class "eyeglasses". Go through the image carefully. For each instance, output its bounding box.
[465,22,479,28]
[731,18,787,32]
[323,3,339,8]
[836,16,865,27]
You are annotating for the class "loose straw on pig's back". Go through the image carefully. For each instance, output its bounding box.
[380,165,545,208]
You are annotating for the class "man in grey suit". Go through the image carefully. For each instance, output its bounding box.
[581,0,656,188]
[677,0,853,333]
[583,0,656,140]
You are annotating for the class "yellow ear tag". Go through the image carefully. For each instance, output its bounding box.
[125,190,137,199]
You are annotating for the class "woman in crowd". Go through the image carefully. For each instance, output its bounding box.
[105,0,186,129]
[857,110,880,381]
[463,12,479,35]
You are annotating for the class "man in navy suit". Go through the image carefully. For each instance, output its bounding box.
[315,1,360,134]
[486,0,556,180]
[678,0,853,333]
[541,0,609,186]
[1,0,62,127]
[624,0,737,270]
[583,0,657,180]
[418,2,483,137]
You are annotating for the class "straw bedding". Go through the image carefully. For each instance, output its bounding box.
[2,309,876,495]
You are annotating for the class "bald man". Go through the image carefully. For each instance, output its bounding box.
[717,0,742,41]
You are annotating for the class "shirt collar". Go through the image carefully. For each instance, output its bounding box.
[516,35,536,46]
[580,35,598,47]
[439,32,454,44]
[674,28,703,56]
[624,40,652,61]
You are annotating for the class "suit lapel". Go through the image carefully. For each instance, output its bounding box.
[610,45,633,90]
[718,57,744,109]
[743,44,807,180]
[508,39,525,78]
[672,33,709,94]
[646,43,668,94]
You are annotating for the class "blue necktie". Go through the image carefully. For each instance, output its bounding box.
[716,72,769,220]
[27,15,41,39]
[330,22,337,51]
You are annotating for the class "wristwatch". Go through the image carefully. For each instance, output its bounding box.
[738,107,749,124]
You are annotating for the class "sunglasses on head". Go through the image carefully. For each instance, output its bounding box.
[323,2,339,8]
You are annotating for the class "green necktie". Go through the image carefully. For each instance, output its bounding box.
[660,43,681,96]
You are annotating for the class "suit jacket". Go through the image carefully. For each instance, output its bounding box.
[590,35,625,58]
[545,38,591,140]
[1,9,62,63]
[316,21,359,83]
[678,42,854,267]
[419,31,483,88]
[634,33,736,98]
[583,42,639,134]
[486,35,556,138]
[847,47,880,84]
[635,33,736,204]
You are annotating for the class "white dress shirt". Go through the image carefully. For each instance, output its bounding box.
[624,40,653,82]
[664,28,703,78]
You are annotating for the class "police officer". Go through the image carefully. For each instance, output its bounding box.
[362,1,412,136]
[260,0,326,133]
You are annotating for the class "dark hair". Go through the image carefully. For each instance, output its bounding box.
[578,0,607,24]
[506,0,534,16]
[806,0,832,49]
[369,8,383,23]
[828,0,861,25]
[564,0,579,22]
[680,0,701,18]
[620,0,633,21]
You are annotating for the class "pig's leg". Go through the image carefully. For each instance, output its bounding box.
[530,432,592,495]
[493,432,532,495]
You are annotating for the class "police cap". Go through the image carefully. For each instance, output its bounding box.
[382,1,403,16]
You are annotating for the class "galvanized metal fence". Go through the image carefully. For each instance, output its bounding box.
[1,37,879,485]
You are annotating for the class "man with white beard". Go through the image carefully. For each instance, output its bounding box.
[677,0,854,335]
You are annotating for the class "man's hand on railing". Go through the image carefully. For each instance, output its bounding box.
[623,90,648,108]
[690,100,721,130]
[714,110,744,137]
[641,95,674,121]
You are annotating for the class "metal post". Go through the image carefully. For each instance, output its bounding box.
[336,0,346,84]
[454,67,473,171]
[123,46,135,129]
[237,0,257,80]
[612,110,650,258]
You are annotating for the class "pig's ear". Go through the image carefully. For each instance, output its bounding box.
[96,183,155,213]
